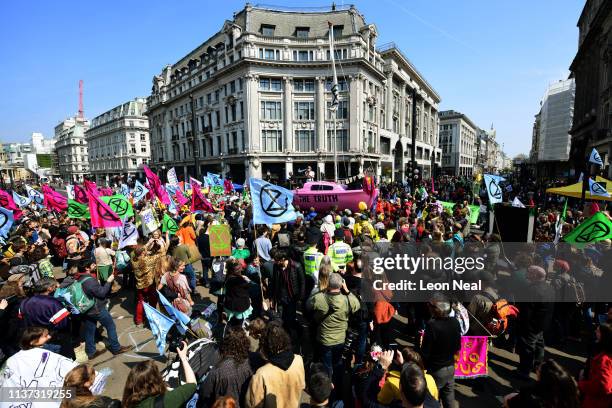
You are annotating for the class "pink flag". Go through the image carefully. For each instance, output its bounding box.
[224,179,234,194]
[175,188,189,208]
[0,189,17,211]
[191,185,213,212]
[73,184,88,204]
[99,187,113,196]
[41,185,68,212]
[143,165,170,205]
[454,336,488,378]
[83,179,99,196]
[86,190,122,228]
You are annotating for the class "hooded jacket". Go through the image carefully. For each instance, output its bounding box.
[245,353,305,408]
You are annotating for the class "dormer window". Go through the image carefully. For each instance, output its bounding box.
[332,25,344,39]
[296,27,310,39]
[261,24,275,36]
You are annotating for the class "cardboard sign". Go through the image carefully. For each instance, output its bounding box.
[209,224,232,256]
[454,336,488,378]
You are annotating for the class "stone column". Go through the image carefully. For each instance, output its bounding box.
[399,85,406,137]
[317,161,325,180]
[244,74,261,151]
[316,77,326,151]
[349,74,362,151]
[283,77,293,151]
[285,160,293,180]
[385,72,393,131]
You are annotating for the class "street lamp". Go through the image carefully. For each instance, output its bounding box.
[189,93,200,179]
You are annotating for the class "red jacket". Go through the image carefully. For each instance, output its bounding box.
[579,352,612,408]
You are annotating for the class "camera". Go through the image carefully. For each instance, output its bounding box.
[166,326,187,353]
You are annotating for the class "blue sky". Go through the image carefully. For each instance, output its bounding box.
[0,0,584,157]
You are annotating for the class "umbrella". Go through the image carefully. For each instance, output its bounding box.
[546,176,612,201]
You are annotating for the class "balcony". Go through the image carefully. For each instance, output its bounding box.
[367,146,377,154]
[228,147,238,155]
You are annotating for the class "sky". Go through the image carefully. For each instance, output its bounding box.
[0,0,585,158]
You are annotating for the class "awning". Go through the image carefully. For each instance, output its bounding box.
[545,176,612,201]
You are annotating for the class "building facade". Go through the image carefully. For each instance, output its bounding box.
[439,110,477,176]
[569,0,612,178]
[0,143,33,183]
[31,132,56,154]
[54,116,90,182]
[86,98,150,184]
[146,4,441,184]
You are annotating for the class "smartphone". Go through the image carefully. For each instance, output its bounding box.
[388,343,399,351]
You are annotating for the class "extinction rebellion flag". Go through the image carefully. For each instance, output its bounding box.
[67,200,90,219]
[563,212,612,245]
[162,213,179,234]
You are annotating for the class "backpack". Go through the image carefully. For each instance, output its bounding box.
[277,232,291,248]
[554,276,585,304]
[485,296,513,335]
[115,250,130,270]
[55,276,95,314]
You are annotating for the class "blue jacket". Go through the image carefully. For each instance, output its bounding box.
[20,294,69,330]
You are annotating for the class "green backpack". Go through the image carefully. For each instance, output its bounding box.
[55,276,95,314]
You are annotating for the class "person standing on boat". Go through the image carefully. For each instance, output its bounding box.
[306,166,315,182]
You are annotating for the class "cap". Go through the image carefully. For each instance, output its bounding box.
[344,209,352,216]
[334,229,344,239]
[360,214,368,220]
[67,226,78,234]
[554,259,570,273]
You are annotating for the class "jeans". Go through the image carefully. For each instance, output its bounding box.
[84,307,120,357]
[430,365,456,408]
[354,321,368,364]
[135,284,158,325]
[318,342,344,387]
[184,263,196,292]
[517,329,545,374]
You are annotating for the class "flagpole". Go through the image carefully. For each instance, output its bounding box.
[328,21,339,183]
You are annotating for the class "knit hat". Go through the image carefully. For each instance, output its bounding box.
[236,238,245,248]
[554,259,570,273]
[67,226,78,234]
[527,265,546,281]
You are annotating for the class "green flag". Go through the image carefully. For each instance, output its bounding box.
[67,199,90,219]
[563,212,612,245]
[162,213,179,234]
[101,195,134,218]
[211,185,224,195]
[438,201,480,224]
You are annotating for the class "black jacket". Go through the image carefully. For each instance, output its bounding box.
[60,274,111,316]
[224,275,251,313]
[421,317,462,373]
[271,260,305,304]
[518,281,555,333]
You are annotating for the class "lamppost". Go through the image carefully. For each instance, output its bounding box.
[410,87,420,191]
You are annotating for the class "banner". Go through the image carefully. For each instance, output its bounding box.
[26,185,44,205]
[191,185,214,212]
[209,224,232,256]
[67,199,91,219]
[101,195,134,218]
[250,178,297,225]
[12,191,31,208]
[143,301,175,355]
[162,213,179,234]
[454,336,488,378]
[157,290,189,335]
[207,172,223,187]
[563,212,612,245]
[511,197,526,208]
[42,185,68,212]
[118,220,139,249]
[588,178,610,198]
[139,208,159,236]
[73,184,88,204]
[120,183,130,197]
[0,207,14,238]
[589,148,603,166]
[483,174,505,205]
[167,167,179,185]
[132,180,149,204]
[438,201,480,224]
[143,165,171,205]
[86,190,122,228]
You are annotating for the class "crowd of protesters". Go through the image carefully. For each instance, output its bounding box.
[0,173,610,408]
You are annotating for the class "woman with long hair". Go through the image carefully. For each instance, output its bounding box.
[158,256,194,315]
[132,236,168,326]
[578,322,612,408]
[60,364,120,408]
[222,258,252,325]
[122,341,195,408]
[504,359,580,408]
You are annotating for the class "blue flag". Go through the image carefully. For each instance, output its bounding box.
[120,183,130,197]
[143,301,175,355]
[132,180,149,204]
[232,183,244,191]
[157,290,190,335]
[25,185,44,205]
[250,178,297,225]
[0,207,14,238]
[483,174,506,205]
[207,172,223,186]
[12,191,31,208]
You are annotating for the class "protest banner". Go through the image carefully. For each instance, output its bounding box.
[454,336,488,378]
[209,224,232,256]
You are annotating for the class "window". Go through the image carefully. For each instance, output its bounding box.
[326,49,348,60]
[295,130,315,152]
[262,130,282,152]
[332,25,344,39]
[296,27,310,38]
[207,93,212,104]
[130,144,136,154]
[327,100,348,119]
[293,50,313,61]
[294,79,315,92]
[132,158,138,166]
[141,147,147,153]
[327,129,348,151]
[240,101,244,120]
[259,48,278,60]
[294,101,315,120]
[259,78,282,91]
[311,184,334,191]
[325,79,348,91]
[261,24,275,36]
[260,101,282,120]
[140,134,146,141]
[230,80,236,94]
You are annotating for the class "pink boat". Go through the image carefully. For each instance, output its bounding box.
[293,181,378,212]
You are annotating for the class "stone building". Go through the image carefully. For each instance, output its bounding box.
[86,98,150,184]
[146,4,441,183]
[55,116,90,182]
[439,110,477,176]
[569,0,612,178]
